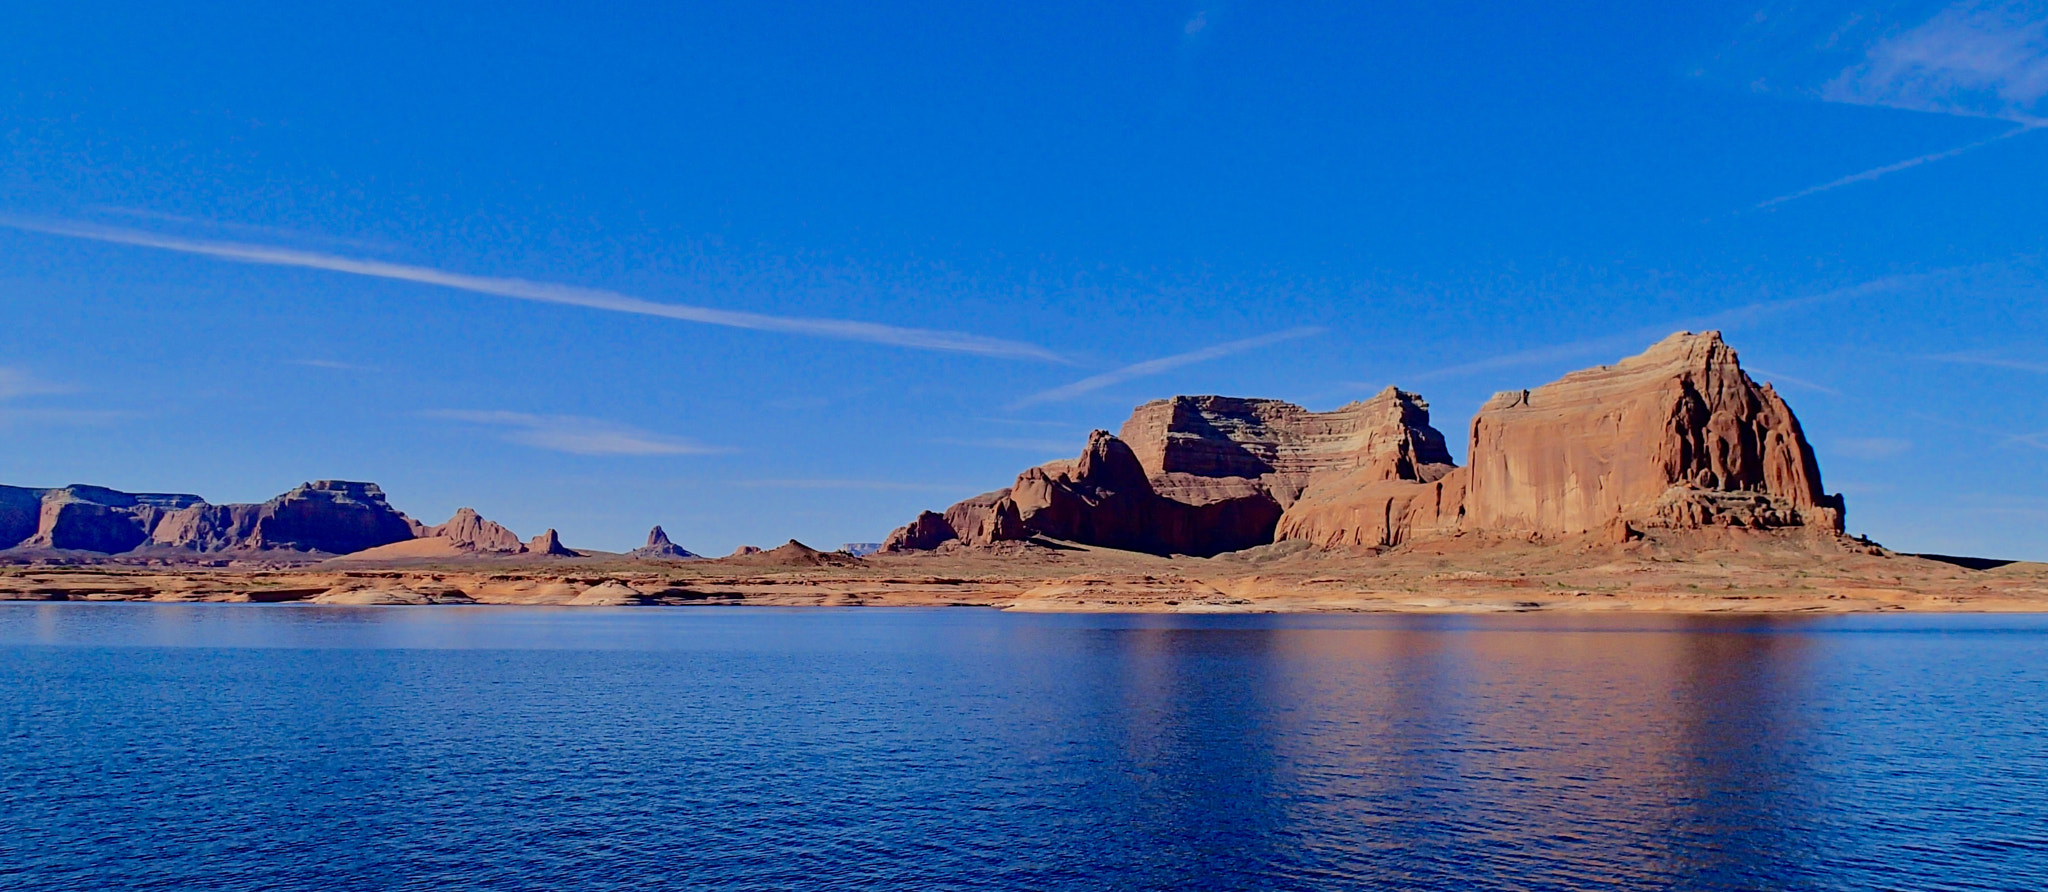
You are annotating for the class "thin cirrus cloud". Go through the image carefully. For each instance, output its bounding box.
[0,216,1068,363]
[0,368,64,401]
[1011,327,1325,409]
[1755,1,2048,208]
[1922,351,2048,373]
[424,410,722,457]
[1410,273,1925,382]
[727,478,974,492]
[934,436,1079,453]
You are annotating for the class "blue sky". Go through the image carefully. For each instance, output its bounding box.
[2,0,2044,558]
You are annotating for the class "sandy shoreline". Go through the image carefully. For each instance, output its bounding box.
[5,532,2044,614]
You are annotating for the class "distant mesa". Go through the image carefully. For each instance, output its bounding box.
[2,480,419,559]
[839,542,883,557]
[886,332,1850,557]
[727,545,764,557]
[629,526,700,560]
[0,483,592,562]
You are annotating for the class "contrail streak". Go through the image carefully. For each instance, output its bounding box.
[1755,124,2041,210]
[0,216,1068,363]
[1012,327,1325,408]
[1411,273,1928,382]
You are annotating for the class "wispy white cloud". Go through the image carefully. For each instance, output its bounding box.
[424,410,721,456]
[1824,1,2048,124]
[1746,366,1845,396]
[727,478,974,492]
[0,369,137,427]
[1755,1,2048,208]
[0,216,1068,363]
[1833,436,1915,459]
[1754,123,2040,209]
[0,368,68,401]
[0,408,135,427]
[1411,275,1922,382]
[1923,351,2048,373]
[289,359,378,372]
[935,436,1079,453]
[1011,327,1325,408]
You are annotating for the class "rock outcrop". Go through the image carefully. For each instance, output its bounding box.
[882,511,958,552]
[629,526,700,559]
[528,529,578,557]
[426,508,528,554]
[889,332,1845,556]
[719,539,860,568]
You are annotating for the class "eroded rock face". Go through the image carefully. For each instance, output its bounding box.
[889,387,1458,557]
[885,430,1286,558]
[1460,331,1842,536]
[1121,388,1455,505]
[427,508,528,554]
[881,511,958,552]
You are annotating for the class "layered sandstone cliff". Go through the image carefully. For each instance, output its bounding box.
[891,332,1845,556]
[886,387,1457,556]
[1457,331,1841,536]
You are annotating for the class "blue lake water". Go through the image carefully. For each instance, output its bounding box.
[2,605,2045,891]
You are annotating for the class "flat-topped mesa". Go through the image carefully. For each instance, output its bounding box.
[2,479,424,556]
[230,481,421,554]
[1461,331,1843,536]
[1120,388,1454,504]
[13,485,206,553]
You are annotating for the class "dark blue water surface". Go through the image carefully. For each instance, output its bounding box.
[3,605,2046,891]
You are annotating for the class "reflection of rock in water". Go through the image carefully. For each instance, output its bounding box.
[1659,619,1817,886]
[1103,624,1299,884]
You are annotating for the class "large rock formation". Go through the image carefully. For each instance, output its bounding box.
[887,386,1458,557]
[890,332,1845,556]
[1457,330,1843,536]
[0,480,423,556]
